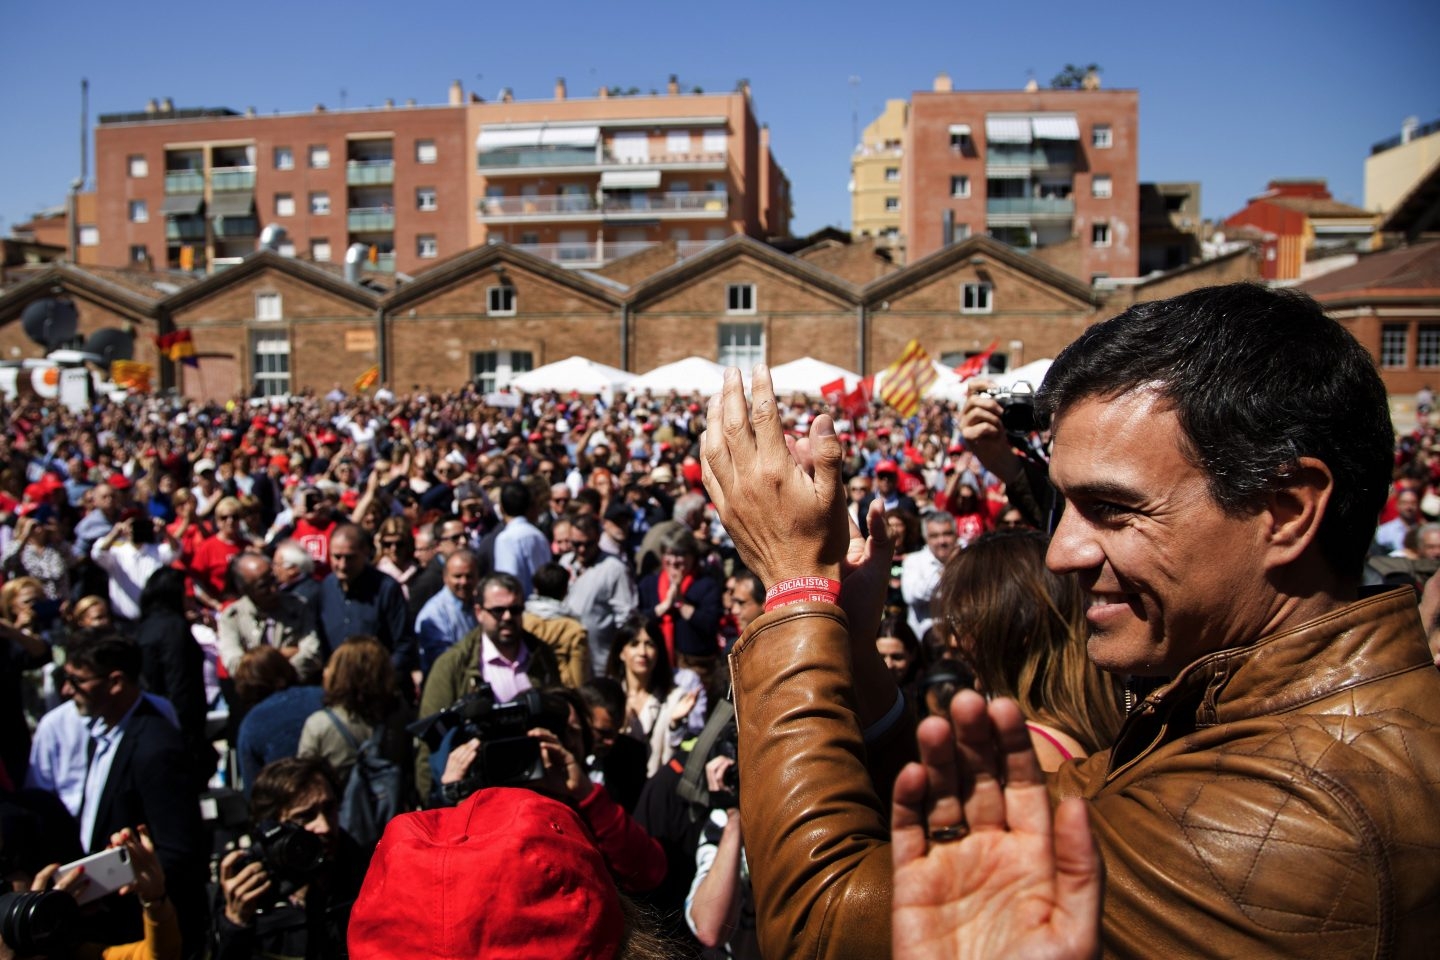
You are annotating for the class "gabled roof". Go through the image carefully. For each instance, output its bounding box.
[1263,196,1375,219]
[625,234,860,309]
[862,235,1097,306]
[163,249,380,312]
[0,261,173,325]
[1298,241,1440,300]
[384,242,624,312]
[1130,247,1258,290]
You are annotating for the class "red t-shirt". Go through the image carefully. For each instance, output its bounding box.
[191,535,243,600]
[293,518,336,578]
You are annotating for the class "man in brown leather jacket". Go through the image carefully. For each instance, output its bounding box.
[702,284,1440,959]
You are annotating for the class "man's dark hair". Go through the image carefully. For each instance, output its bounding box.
[533,562,570,602]
[139,566,188,618]
[250,756,340,824]
[67,634,142,682]
[1036,283,1392,579]
[499,481,531,519]
[579,676,626,721]
[479,571,525,600]
[330,522,370,554]
[569,514,600,540]
[732,569,765,604]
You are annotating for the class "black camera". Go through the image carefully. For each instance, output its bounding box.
[982,380,1037,435]
[0,890,80,956]
[237,819,328,897]
[409,685,567,796]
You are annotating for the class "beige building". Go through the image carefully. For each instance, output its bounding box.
[1366,117,1440,215]
[850,100,908,254]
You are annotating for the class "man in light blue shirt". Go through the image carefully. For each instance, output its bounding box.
[415,549,479,674]
[492,482,552,598]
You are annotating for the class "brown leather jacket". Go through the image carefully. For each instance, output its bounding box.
[731,590,1440,959]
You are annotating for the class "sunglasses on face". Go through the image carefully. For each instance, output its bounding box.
[480,604,525,621]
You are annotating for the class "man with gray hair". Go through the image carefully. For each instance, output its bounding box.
[218,552,324,681]
[635,492,708,578]
[900,511,958,638]
[273,537,321,607]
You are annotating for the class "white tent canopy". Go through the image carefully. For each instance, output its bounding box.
[509,356,635,397]
[989,358,1052,391]
[627,356,728,397]
[768,357,861,396]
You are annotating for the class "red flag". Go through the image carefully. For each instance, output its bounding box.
[840,375,873,420]
[819,376,847,406]
[954,340,1000,381]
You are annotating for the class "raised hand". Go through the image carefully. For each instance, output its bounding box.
[891,690,1102,960]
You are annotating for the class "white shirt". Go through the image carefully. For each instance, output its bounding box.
[91,539,178,620]
[900,547,947,639]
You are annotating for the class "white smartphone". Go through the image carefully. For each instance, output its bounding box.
[58,846,135,905]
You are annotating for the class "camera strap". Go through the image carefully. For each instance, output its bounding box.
[675,699,734,810]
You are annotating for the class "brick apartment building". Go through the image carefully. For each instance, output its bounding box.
[90,78,791,277]
[864,74,1138,281]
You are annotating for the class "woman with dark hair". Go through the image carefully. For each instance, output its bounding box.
[935,529,1126,770]
[884,508,921,608]
[875,611,925,701]
[298,636,413,789]
[637,527,722,667]
[605,616,703,777]
[136,565,212,782]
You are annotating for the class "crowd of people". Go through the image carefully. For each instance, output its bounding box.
[3,281,1440,958]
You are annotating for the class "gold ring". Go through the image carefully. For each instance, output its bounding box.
[930,823,970,843]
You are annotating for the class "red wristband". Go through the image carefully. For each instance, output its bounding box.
[764,576,841,612]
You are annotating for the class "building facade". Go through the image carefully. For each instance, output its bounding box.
[90,80,791,278]
[899,76,1140,281]
[1366,117,1440,216]
[1224,179,1378,281]
[850,99,909,253]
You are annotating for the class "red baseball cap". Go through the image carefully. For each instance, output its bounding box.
[875,459,899,474]
[107,473,133,491]
[349,787,621,960]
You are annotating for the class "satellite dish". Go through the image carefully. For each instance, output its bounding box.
[20,298,79,349]
[259,224,288,252]
[82,328,135,369]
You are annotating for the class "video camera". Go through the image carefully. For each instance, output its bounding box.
[980,380,1037,435]
[409,684,569,797]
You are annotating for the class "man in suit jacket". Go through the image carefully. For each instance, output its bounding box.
[58,634,207,957]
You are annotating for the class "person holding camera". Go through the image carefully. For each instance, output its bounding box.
[684,754,759,959]
[215,757,365,960]
[90,513,179,627]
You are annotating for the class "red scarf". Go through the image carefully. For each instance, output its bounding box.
[657,568,694,663]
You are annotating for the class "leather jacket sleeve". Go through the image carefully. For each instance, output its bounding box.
[730,601,894,960]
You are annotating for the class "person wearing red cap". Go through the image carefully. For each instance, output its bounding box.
[856,460,917,522]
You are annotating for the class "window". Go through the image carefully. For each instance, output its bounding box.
[127,155,148,178]
[726,283,756,314]
[310,192,330,216]
[884,197,900,212]
[256,292,282,321]
[311,239,331,262]
[702,129,727,154]
[718,323,764,370]
[950,130,972,151]
[954,223,971,241]
[1419,327,1440,369]
[1092,124,1113,149]
[252,332,291,397]
[472,350,532,393]
[309,145,330,169]
[274,193,295,217]
[128,200,148,223]
[416,187,437,211]
[1381,324,1408,368]
[488,285,516,315]
[415,140,437,164]
[79,225,99,247]
[667,130,691,154]
[278,241,296,257]
[1092,175,1112,199]
[418,234,438,259]
[274,146,294,170]
[1091,222,1112,247]
[611,132,650,163]
[129,244,149,265]
[884,167,900,182]
[950,175,970,198]
[961,282,993,313]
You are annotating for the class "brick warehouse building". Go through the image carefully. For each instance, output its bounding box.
[0,235,1257,402]
[90,78,791,277]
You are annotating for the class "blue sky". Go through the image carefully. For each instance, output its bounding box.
[2,0,1435,238]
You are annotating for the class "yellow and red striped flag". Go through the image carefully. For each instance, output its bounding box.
[354,365,380,392]
[878,340,937,418]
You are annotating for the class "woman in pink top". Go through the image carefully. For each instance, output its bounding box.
[935,529,1126,771]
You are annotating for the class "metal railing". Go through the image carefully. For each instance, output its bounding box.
[165,218,206,240]
[346,160,395,186]
[478,146,599,169]
[479,194,600,217]
[602,190,728,215]
[985,197,1075,217]
[984,146,1076,174]
[164,170,204,194]
[513,237,727,266]
[347,208,396,232]
[214,215,258,237]
[211,166,257,191]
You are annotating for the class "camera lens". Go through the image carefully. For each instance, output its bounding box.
[0,890,81,955]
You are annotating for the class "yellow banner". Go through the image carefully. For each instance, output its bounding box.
[354,365,380,392]
[878,340,937,418]
[110,360,153,392]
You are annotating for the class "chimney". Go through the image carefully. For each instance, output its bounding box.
[145,98,158,115]
[667,74,679,96]
[449,80,463,106]
[598,86,610,99]
[501,88,514,103]
[1023,77,1039,93]
[1082,68,1101,90]
[739,80,751,100]
[933,72,952,93]
[554,77,567,100]
[383,98,394,110]
[245,106,256,117]
[160,97,174,113]
[405,98,416,108]
[1402,116,1419,144]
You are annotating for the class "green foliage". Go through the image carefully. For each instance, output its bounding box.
[1050,64,1101,89]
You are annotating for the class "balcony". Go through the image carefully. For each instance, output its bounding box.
[348,207,395,232]
[165,217,206,241]
[165,170,204,194]
[211,166,257,191]
[214,215,258,238]
[602,190,728,218]
[347,159,395,186]
[985,197,1075,219]
[514,237,725,269]
[985,145,1077,176]
[478,146,598,170]
[478,194,600,220]
[478,148,728,176]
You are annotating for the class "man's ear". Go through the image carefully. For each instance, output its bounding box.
[1262,456,1333,570]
